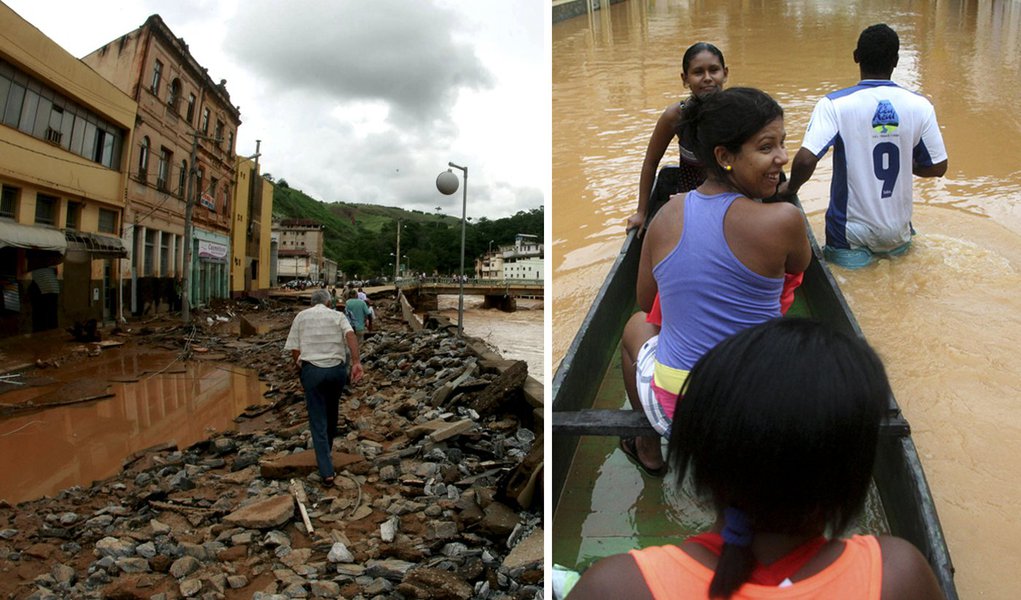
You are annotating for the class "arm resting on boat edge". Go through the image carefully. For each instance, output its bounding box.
[636,216,660,313]
[778,147,820,199]
[628,103,683,235]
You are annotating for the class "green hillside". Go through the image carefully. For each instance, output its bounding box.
[271,180,542,279]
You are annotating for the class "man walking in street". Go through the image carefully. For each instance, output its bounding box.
[779,23,948,268]
[284,289,363,485]
[343,288,372,344]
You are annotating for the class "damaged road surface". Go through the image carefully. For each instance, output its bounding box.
[0,294,544,599]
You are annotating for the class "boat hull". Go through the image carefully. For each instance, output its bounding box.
[551,166,957,598]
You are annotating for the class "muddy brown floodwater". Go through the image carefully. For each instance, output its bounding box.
[0,350,266,505]
[435,296,544,384]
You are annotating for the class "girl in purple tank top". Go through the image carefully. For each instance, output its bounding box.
[618,88,811,478]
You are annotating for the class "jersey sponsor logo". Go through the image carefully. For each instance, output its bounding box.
[872,100,899,134]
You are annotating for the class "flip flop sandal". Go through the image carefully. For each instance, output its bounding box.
[619,437,667,477]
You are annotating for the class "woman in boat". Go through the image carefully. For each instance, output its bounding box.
[571,318,945,599]
[619,87,811,476]
[625,42,728,235]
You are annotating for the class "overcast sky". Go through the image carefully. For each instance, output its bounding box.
[6,0,548,220]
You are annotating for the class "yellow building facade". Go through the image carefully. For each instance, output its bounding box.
[0,3,136,334]
[230,153,273,297]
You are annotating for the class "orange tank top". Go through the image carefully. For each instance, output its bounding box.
[629,534,882,599]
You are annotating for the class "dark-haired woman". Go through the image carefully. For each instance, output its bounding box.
[626,42,728,235]
[570,319,945,599]
[618,88,811,476]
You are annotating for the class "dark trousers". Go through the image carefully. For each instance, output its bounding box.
[298,362,348,478]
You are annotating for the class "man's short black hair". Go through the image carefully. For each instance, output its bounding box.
[856,23,899,75]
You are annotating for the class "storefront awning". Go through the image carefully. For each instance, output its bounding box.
[0,221,67,253]
[65,230,127,258]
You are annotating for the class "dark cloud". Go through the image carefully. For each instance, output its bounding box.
[223,0,493,131]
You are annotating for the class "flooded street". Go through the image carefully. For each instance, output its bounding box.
[0,294,544,599]
[0,350,267,505]
[553,1,1021,596]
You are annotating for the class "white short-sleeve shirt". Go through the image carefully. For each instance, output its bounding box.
[802,80,947,252]
[283,304,353,368]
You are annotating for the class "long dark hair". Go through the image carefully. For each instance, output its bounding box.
[675,87,783,182]
[668,318,889,598]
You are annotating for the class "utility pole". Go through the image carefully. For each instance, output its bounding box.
[181,130,221,323]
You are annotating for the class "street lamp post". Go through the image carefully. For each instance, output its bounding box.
[181,130,222,323]
[436,163,467,336]
[393,219,402,283]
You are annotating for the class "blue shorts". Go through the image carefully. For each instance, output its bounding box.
[824,241,911,269]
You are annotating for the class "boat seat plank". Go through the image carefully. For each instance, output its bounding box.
[553,408,910,437]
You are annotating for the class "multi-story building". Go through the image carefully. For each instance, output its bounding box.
[500,233,543,281]
[230,150,273,298]
[81,15,241,314]
[273,219,325,283]
[475,251,503,280]
[0,3,135,334]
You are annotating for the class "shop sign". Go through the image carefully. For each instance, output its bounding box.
[198,240,228,260]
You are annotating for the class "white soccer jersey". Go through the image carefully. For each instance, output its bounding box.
[801,80,947,251]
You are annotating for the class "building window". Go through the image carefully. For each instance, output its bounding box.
[178,159,187,197]
[65,201,81,230]
[208,176,218,210]
[214,120,224,145]
[201,107,210,133]
[160,233,170,275]
[45,103,64,144]
[0,60,123,169]
[17,83,38,134]
[151,59,163,95]
[227,131,234,156]
[168,78,181,112]
[98,208,117,234]
[144,229,156,276]
[223,186,230,215]
[157,147,170,191]
[138,136,149,181]
[2,73,25,128]
[0,185,18,219]
[35,193,57,226]
[94,127,114,167]
[186,93,196,123]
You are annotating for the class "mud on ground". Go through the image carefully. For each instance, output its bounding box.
[0,293,543,599]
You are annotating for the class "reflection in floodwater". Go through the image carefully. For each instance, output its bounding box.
[0,352,268,505]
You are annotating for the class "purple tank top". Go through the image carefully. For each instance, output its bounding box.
[653,190,784,371]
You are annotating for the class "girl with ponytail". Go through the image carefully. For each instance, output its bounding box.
[571,318,945,599]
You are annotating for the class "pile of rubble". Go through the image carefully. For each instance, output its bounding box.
[0,295,544,600]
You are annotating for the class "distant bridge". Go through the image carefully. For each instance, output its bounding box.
[397,278,543,312]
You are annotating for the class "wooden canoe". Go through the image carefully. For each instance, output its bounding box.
[551,166,958,598]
